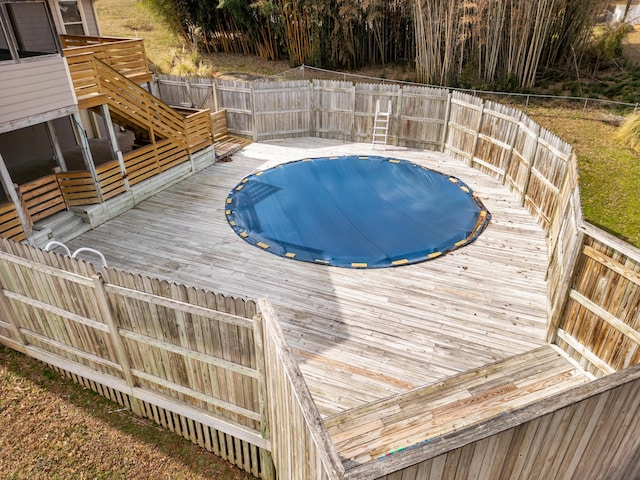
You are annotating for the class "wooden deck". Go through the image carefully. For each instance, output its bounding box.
[65,138,591,466]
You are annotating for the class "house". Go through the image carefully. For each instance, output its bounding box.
[0,0,213,246]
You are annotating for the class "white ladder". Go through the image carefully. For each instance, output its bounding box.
[371,99,392,150]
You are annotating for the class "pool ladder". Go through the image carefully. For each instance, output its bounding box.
[372,99,392,150]
[44,240,108,268]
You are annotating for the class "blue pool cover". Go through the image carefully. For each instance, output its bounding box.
[225,155,490,268]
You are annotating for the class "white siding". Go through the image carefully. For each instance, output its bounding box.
[0,57,77,133]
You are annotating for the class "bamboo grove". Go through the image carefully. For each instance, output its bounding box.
[145,0,609,88]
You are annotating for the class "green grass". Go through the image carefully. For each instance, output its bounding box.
[528,106,640,247]
[95,0,291,76]
[95,0,182,71]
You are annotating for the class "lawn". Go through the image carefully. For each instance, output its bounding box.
[527,106,640,247]
[0,346,248,479]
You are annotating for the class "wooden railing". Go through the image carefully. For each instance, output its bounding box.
[0,202,26,242]
[19,174,67,224]
[123,140,189,187]
[65,54,212,152]
[96,161,127,201]
[56,170,100,206]
[210,109,251,159]
[0,239,274,479]
[185,109,215,153]
[61,35,152,83]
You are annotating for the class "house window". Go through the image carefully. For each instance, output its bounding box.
[0,21,10,61]
[2,2,59,59]
[59,0,85,35]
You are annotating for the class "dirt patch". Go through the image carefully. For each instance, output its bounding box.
[0,346,248,479]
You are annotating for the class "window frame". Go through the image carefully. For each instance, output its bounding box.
[0,0,62,64]
[57,0,87,36]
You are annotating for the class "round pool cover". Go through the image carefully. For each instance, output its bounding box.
[225,155,490,268]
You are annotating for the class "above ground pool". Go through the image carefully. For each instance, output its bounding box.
[225,155,490,268]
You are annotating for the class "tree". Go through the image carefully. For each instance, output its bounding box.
[413,0,608,89]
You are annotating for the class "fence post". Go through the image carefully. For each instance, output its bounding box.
[521,124,540,207]
[91,273,143,416]
[441,91,452,153]
[469,101,485,167]
[250,83,258,142]
[350,84,356,143]
[395,87,403,146]
[308,80,315,137]
[0,279,28,352]
[212,80,219,112]
[253,313,275,479]
[503,109,523,186]
[581,98,589,118]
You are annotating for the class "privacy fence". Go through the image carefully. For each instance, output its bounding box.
[1,77,640,478]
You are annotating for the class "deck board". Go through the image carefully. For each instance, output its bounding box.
[67,138,553,418]
[326,346,590,468]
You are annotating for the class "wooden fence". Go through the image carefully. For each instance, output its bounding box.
[0,238,274,478]
[151,75,640,477]
[3,75,640,478]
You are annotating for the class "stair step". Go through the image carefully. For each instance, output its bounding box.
[32,211,93,248]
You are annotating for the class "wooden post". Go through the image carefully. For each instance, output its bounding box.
[71,112,104,202]
[441,91,452,153]
[350,84,356,143]
[522,124,541,206]
[91,273,143,415]
[308,80,315,137]
[45,120,68,172]
[395,88,403,146]
[250,83,258,142]
[253,313,275,479]
[503,109,523,186]
[0,152,31,238]
[0,279,28,352]
[212,81,219,112]
[469,102,485,167]
[100,104,130,191]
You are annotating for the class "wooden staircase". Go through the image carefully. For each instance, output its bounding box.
[65,53,212,154]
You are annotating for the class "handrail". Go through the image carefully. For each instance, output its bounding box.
[60,34,144,48]
[44,240,107,267]
[44,240,71,256]
[71,247,108,267]
[61,35,152,83]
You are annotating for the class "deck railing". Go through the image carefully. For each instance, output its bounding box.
[53,51,212,209]
[0,201,25,242]
[19,174,67,224]
[61,34,152,83]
